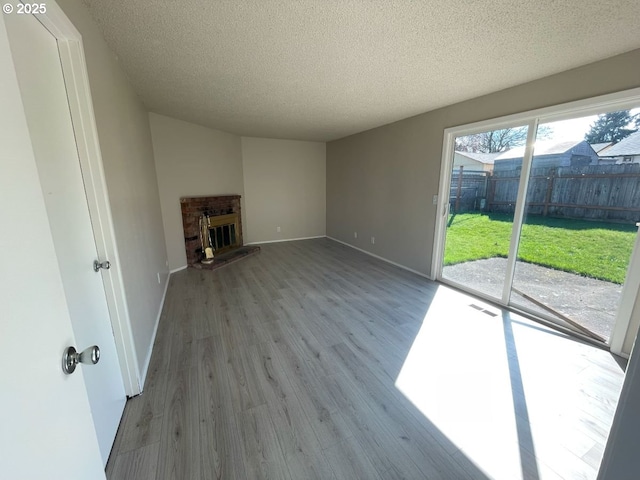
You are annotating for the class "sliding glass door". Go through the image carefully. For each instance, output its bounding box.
[436,99,640,345]
[441,125,530,301]
[510,116,639,343]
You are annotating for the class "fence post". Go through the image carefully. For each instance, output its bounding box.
[486,171,494,212]
[455,165,464,213]
[543,168,556,217]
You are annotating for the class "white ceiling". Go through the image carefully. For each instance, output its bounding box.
[82,0,640,142]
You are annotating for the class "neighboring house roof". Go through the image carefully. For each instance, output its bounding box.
[598,131,640,157]
[590,142,613,153]
[495,139,591,160]
[455,151,501,164]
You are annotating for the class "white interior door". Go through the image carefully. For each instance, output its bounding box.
[5,10,126,465]
[0,14,105,480]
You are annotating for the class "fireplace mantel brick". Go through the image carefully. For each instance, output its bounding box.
[180,195,243,266]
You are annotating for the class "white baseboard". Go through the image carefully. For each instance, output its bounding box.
[139,271,170,390]
[168,238,325,271]
[246,235,326,245]
[326,236,433,280]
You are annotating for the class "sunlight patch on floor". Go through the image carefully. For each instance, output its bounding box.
[395,287,527,478]
[395,286,623,480]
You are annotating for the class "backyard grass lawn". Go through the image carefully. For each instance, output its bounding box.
[444,213,637,284]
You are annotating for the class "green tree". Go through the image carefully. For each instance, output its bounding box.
[584,110,639,144]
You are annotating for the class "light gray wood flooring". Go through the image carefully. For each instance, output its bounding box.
[106,238,626,479]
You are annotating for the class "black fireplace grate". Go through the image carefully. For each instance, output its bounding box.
[209,223,237,250]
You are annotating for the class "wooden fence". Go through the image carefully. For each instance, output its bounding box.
[450,164,640,223]
[449,168,489,212]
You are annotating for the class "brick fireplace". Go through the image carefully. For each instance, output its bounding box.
[180,195,244,267]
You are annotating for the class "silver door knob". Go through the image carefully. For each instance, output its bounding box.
[93,260,110,272]
[62,345,100,375]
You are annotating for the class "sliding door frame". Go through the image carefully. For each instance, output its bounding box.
[500,119,538,304]
[432,87,640,355]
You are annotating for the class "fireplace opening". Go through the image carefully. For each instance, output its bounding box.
[181,195,260,270]
[200,212,240,257]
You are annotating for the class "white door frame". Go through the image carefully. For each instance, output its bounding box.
[1,14,106,479]
[33,1,141,395]
[610,223,640,356]
[432,87,640,356]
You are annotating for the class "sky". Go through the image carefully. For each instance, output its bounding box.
[544,107,640,142]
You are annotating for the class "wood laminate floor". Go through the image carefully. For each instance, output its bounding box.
[106,238,626,480]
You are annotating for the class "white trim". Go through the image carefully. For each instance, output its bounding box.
[433,87,640,347]
[139,272,170,391]
[170,265,188,274]
[440,87,640,138]
[610,225,640,356]
[432,133,454,280]
[501,119,538,303]
[35,2,140,395]
[327,236,432,280]
[246,235,326,245]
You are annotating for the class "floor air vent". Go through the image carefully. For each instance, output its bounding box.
[469,303,498,317]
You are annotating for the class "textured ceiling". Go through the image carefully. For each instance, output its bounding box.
[82,0,640,141]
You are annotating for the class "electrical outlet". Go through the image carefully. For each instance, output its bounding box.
[371,236,375,245]
[354,231,358,239]
[432,194,438,205]
[276,226,281,233]
[156,272,161,284]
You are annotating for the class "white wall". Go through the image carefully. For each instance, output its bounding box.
[242,137,326,244]
[57,0,169,384]
[150,115,327,269]
[149,112,244,271]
